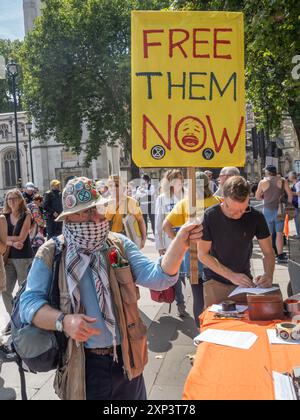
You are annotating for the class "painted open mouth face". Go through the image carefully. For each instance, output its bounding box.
[175,117,206,153]
[182,134,199,148]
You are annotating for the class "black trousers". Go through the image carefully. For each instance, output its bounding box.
[85,348,147,400]
[191,281,204,328]
[143,213,155,235]
[46,219,62,240]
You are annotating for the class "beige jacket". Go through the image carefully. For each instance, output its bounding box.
[35,233,148,400]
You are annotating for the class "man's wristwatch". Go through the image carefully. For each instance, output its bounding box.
[55,313,66,333]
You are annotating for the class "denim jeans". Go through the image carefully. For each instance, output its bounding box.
[174,274,185,306]
[85,347,147,400]
[263,207,284,234]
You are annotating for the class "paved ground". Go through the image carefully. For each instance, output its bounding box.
[0,224,299,400]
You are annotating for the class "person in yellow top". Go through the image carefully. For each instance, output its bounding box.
[163,172,220,327]
[105,175,147,249]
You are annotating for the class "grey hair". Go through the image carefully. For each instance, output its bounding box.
[222,166,240,176]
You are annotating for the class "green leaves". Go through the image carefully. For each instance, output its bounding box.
[0,39,23,113]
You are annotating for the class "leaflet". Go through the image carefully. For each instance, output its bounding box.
[273,371,297,400]
[194,329,258,349]
[229,286,279,298]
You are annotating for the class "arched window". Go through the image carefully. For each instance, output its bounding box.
[0,124,9,140]
[18,122,26,136]
[4,150,17,187]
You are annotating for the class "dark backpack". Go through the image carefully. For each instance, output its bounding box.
[10,239,67,374]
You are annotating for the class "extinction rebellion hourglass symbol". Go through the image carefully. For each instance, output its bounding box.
[151,145,166,160]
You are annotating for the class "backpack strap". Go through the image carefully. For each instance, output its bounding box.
[49,236,68,368]
[18,362,28,400]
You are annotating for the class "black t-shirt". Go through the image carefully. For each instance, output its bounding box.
[202,204,270,284]
[6,213,33,259]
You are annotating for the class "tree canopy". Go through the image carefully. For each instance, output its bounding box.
[0,39,23,113]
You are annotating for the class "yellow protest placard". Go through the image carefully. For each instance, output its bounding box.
[131,11,245,168]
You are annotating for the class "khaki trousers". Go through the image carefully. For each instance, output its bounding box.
[2,258,32,315]
[203,279,236,309]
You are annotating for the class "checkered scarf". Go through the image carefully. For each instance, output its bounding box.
[63,221,118,360]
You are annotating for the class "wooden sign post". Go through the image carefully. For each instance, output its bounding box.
[131,11,245,283]
[187,167,199,285]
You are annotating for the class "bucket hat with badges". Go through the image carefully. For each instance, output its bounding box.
[55,177,110,222]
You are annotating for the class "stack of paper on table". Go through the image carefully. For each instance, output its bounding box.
[209,304,248,314]
[273,372,298,400]
[228,286,280,298]
[194,329,258,349]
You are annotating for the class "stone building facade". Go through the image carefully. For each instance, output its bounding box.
[245,104,299,182]
[0,111,122,201]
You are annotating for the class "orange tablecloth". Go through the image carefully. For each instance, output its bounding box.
[183,310,300,400]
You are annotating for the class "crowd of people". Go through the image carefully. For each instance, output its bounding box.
[0,165,299,400]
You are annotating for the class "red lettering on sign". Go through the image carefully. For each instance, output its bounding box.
[213,28,232,59]
[142,114,172,150]
[193,29,210,58]
[206,115,244,153]
[143,29,164,58]
[169,29,189,58]
[141,114,244,155]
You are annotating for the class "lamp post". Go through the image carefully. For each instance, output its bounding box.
[6,61,21,188]
[25,121,34,183]
[24,142,29,182]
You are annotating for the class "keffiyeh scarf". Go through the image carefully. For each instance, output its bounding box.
[63,221,118,360]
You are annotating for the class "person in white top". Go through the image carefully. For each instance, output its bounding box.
[155,170,187,317]
[135,175,156,235]
[214,167,240,197]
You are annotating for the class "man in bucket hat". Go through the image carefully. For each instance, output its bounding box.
[20,176,203,400]
[23,182,37,204]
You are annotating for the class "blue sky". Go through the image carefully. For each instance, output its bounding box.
[0,0,24,40]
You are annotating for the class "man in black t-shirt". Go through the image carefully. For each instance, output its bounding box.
[198,176,275,308]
